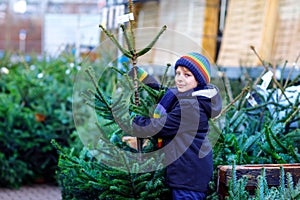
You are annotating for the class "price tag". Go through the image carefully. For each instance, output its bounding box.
[259,71,273,90]
[117,13,134,24]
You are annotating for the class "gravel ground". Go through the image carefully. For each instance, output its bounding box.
[0,184,61,200]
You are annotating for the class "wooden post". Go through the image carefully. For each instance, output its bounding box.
[202,0,220,63]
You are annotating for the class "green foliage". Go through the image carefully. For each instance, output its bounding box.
[53,14,172,197]
[207,64,299,198]
[0,52,78,188]
[53,140,170,200]
[98,24,166,59]
[211,64,299,166]
[226,160,250,200]
[53,64,171,199]
[54,52,171,199]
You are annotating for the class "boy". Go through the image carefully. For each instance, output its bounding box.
[131,52,222,200]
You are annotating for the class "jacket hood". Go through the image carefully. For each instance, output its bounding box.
[192,84,222,119]
[168,84,222,119]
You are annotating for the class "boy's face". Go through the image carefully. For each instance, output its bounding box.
[175,66,198,92]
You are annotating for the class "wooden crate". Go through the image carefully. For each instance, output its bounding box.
[217,163,300,200]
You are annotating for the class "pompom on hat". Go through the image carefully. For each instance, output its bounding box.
[174,52,211,86]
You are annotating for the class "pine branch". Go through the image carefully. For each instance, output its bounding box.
[287,74,300,87]
[284,107,300,126]
[213,86,250,120]
[241,132,263,152]
[120,24,135,55]
[81,168,98,182]
[94,122,117,149]
[279,166,285,196]
[99,24,132,58]
[51,139,80,165]
[283,52,300,89]
[256,175,265,200]
[265,126,276,151]
[288,145,300,163]
[286,172,295,198]
[128,0,136,51]
[223,71,234,102]
[250,46,271,87]
[136,25,167,57]
[269,127,289,153]
[272,76,293,106]
[160,63,171,91]
[85,67,111,110]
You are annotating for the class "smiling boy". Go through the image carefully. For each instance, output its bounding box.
[131,52,222,200]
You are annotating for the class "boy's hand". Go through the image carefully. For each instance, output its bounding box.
[122,136,150,150]
[122,136,137,149]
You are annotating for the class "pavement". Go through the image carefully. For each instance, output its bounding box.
[0,184,61,200]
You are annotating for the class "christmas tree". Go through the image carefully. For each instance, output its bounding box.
[52,0,172,199]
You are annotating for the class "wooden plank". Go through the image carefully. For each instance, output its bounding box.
[202,0,219,62]
[258,0,279,66]
[217,0,280,67]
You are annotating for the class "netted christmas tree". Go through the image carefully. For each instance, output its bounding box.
[52,0,173,199]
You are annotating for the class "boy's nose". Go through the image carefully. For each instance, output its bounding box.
[177,75,183,81]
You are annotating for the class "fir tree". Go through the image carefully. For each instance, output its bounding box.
[52,0,172,199]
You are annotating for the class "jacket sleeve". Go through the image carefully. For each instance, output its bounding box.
[132,100,202,139]
[128,67,160,90]
[132,102,181,138]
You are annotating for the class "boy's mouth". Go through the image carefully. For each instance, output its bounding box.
[176,83,185,88]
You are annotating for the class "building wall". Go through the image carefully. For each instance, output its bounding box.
[272,0,300,65]
[43,14,101,56]
[0,0,299,70]
[0,14,42,53]
[217,0,278,67]
[217,0,300,67]
[0,1,100,54]
[134,0,218,68]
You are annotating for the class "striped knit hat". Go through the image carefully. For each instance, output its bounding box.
[174,52,211,86]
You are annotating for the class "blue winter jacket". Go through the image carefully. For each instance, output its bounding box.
[132,84,222,192]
